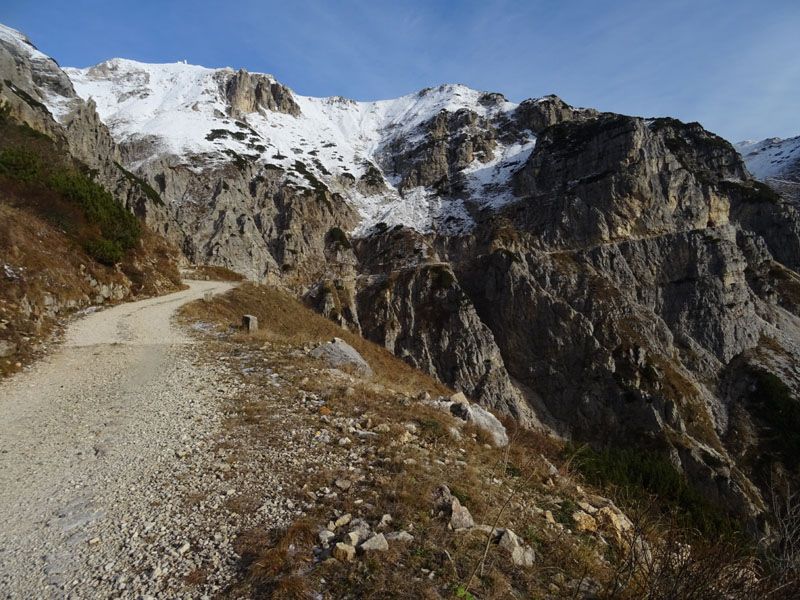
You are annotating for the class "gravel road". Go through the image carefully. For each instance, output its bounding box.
[0,281,234,599]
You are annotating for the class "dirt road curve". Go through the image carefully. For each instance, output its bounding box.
[0,281,232,599]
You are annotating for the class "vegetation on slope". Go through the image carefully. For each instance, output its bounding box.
[566,445,733,537]
[0,109,140,265]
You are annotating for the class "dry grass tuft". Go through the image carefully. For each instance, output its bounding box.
[269,574,313,600]
[233,519,318,600]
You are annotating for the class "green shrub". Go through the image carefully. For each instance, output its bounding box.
[223,149,250,171]
[205,129,232,141]
[719,180,780,205]
[0,147,41,181]
[0,113,141,266]
[49,169,141,250]
[84,238,124,265]
[567,445,732,536]
[361,163,384,187]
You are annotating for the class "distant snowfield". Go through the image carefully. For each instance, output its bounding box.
[736,136,800,181]
[62,58,536,234]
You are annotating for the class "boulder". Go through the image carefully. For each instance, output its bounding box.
[386,531,414,543]
[360,533,388,553]
[310,337,372,376]
[498,529,535,567]
[596,506,633,545]
[449,400,508,447]
[241,314,258,332]
[450,391,469,404]
[450,498,475,530]
[334,513,352,529]
[318,530,335,546]
[431,484,454,513]
[0,340,16,358]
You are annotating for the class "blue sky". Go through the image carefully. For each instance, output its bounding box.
[2,0,798,142]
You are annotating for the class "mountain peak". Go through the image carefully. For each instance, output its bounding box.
[62,57,532,234]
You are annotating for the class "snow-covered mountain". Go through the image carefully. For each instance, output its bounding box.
[736,136,800,182]
[63,58,537,234]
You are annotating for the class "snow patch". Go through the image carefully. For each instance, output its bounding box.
[736,136,800,181]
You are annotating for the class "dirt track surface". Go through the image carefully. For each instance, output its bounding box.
[0,281,233,598]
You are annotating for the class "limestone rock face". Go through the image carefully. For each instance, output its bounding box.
[512,94,598,134]
[121,155,359,283]
[511,116,744,249]
[381,106,500,194]
[0,26,169,226]
[350,229,537,426]
[223,68,300,118]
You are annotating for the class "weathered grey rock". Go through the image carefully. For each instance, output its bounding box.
[450,498,474,530]
[449,401,508,447]
[498,529,535,567]
[359,533,388,553]
[449,402,469,420]
[310,338,372,376]
[346,519,371,545]
[431,484,454,513]
[352,237,538,427]
[385,531,414,543]
[449,392,469,404]
[334,513,352,529]
[318,530,335,546]
[468,404,508,447]
[377,514,392,529]
[572,511,598,533]
[223,68,300,118]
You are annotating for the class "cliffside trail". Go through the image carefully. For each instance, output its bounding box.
[0,281,233,597]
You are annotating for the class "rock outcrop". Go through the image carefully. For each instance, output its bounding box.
[223,68,300,118]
